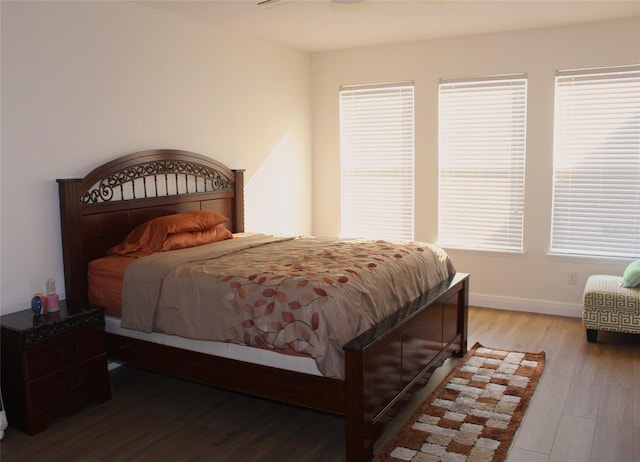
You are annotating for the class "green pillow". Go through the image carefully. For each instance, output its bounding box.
[622,260,640,288]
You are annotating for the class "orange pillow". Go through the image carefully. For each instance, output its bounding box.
[108,210,229,257]
[162,226,233,251]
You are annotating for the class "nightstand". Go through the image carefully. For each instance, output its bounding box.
[0,302,111,435]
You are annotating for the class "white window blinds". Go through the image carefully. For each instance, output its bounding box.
[339,82,414,241]
[550,65,640,258]
[438,75,527,252]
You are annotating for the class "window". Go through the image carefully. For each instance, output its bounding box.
[550,65,640,258]
[438,74,527,252]
[339,82,414,241]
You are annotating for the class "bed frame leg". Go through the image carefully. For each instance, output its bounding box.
[456,276,469,356]
[344,350,373,462]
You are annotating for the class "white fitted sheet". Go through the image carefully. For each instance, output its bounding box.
[105,314,322,376]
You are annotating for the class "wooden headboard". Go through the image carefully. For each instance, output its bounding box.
[57,149,244,309]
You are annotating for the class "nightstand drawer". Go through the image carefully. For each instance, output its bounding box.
[1,304,110,434]
[25,327,106,380]
[28,356,108,414]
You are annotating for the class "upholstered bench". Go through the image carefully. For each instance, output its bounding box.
[582,274,640,342]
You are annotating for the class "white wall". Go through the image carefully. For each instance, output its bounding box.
[0,1,312,313]
[2,3,637,319]
[311,17,640,317]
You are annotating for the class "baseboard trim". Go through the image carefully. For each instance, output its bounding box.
[470,293,582,318]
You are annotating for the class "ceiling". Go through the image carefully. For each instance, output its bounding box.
[139,0,640,53]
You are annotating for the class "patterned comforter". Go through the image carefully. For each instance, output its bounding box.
[121,234,455,378]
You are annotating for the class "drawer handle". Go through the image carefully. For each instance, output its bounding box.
[59,374,84,392]
[56,343,81,358]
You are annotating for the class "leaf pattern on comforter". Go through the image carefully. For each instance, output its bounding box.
[122,235,454,379]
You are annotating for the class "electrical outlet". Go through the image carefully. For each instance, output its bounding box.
[568,272,577,285]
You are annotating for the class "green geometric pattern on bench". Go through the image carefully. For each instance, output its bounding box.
[583,275,640,333]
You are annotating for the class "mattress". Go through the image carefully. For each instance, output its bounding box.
[91,242,323,375]
[92,233,455,379]
[88,232,258,315]
[89,255,133,316]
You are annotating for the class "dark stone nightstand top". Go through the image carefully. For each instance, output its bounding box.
[0,302,104,349]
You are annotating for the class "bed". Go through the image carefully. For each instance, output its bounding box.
[57,149,469,462]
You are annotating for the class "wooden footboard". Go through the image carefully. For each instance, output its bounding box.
[345,272,468,461]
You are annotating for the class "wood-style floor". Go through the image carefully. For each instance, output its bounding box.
[2,306,639,461]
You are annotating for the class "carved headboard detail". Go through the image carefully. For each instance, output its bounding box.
[57,149,244,308]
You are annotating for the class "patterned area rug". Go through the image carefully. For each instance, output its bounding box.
[375,343,545,462]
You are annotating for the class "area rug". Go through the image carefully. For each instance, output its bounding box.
[375,342,545,462]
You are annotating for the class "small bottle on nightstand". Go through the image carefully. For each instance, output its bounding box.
[45,279,60,312]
